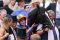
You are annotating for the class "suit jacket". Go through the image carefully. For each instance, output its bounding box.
[46,3,56,13]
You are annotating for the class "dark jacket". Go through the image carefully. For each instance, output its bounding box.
[4,5,13,15]
[46,3,56,13]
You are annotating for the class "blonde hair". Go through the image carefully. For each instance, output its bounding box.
[2,15,12,29]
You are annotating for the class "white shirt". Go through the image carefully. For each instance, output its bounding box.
[48,26,59,40]
[11,27,17,38]
[56,2,60,18]
[8,27,17,40]
[48,20,59,40]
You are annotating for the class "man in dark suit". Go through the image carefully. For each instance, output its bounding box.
[46,0,60,40]
[46,3,56,13]
[46,0,60,28]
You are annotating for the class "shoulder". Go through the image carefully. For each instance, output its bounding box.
[0,27,5,31]
[49,3,56,6]
[0,27,5,35]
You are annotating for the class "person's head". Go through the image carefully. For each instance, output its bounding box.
[3,15,13,29]
[30,34,41,40]
[0,9,7,20]
[17,14,26,26]
[57,0,60,3]
[9,0,16,6]
[48,10,55,20]
[12,16,17,29]
[17,0,25,7]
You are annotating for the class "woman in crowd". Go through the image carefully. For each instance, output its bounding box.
[0,15,12,40]
[0,9,7,28]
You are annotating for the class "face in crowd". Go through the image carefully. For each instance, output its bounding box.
[19,17,26,26]
[18,0,25,7]
[48,11,55,20]
[10,0,16,6]
[12,21,17,29]
[0,9,7,20]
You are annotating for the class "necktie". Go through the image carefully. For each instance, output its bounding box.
[52,27,58,40]
[52,20,58,40]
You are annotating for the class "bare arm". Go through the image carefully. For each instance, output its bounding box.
[0,27,9,40]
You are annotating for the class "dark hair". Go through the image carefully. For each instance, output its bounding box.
[6,15,12,21]
[12,16,17,22]
[19,17,26,22]
[36,4,40,9]
[16,0,25,3]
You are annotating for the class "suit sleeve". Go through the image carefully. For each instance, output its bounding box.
[46,3,52,11]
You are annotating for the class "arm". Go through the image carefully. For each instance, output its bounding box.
[26,26,33,33]
[26,23,38,33]
[0,28,9,40]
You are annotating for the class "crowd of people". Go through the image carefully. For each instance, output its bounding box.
[0,0,60,40]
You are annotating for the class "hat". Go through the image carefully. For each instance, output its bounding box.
[17,14,26,20]
[29,0,40,4]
